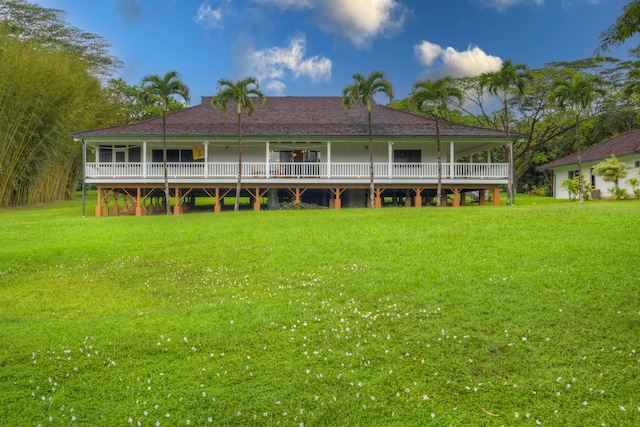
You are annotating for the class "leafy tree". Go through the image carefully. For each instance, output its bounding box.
[599,0,640,52]
[549,73,606,204]
[592,155,630,190]
[410,77,462,206]
[139,71,190,215]
[479,60,531,206]
[0,0,121,77]
[342,71,394,208]
[211,77,266,212]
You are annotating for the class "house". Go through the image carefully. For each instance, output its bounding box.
[71,96,512,216]
[538,130,640,199]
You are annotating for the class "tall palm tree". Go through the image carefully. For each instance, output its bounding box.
[211,77,266,211]
[139,71,190,215]
[410,77,462,207]
[550,73,605,204]
[479,60,530,206]
[342,71,394,208]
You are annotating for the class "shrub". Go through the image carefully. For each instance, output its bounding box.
[561,175,592,201]
[608,186,629,200]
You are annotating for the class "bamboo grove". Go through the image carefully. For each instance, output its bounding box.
[0,0,120,207]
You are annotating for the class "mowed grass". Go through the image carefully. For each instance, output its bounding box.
[0,195,639,426]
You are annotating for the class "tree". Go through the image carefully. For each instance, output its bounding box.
[0,0,121,77]
[479,60,531,206]
[549,73,605,204]
[342,71,394,208]
[592,155,630,190]
[410,77,462,206]
[139,71,190,215]
[211,77,266,212]
[599,0,640,52]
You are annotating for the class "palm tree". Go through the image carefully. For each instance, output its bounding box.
[342,71,394,208]
[211,77,266,211]
[550,73,605,204]
[479,60,530,206]
[410,77,462,207]
[139,71,190,215]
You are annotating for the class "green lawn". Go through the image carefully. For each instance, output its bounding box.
[0,196,639,426]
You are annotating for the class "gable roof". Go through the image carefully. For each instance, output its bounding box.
[72,96,510,140]
[538,129,640,169]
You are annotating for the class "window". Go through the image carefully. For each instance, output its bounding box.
[129,146,141,162]
[568,170,580,179]
[635,160,640,168]
[98,146,112,162]
[152,149,198,162]
[394,150,421,163]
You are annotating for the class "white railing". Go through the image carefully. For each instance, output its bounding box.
[86,162,508,180]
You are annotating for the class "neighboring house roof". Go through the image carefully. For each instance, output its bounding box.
[72,96,510,139]
[538,129,640,169]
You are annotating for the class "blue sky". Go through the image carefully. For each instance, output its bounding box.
[38,0,634,103]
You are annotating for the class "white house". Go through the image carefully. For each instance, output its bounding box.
[72,96,512,215]
[538,129,640,199]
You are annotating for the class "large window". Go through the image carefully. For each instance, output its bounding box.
[394,150,421,163]
[152,149,200,162]
[270,150,319,163]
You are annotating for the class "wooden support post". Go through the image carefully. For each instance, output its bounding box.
[493,187,500,206]
[332,188,343,209]
[478,190,486,206]
[214,188,221,212]
[452,188,461,207]
[460,191,466,206]
[113,194,120,216]
[254,187,261,211]
[375,188,383,208]
[413,188,422,208]
[135,187,143,216]
[95,187,102,217]
[173,187,181,215]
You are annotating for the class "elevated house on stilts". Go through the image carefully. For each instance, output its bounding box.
[72,97,512,215]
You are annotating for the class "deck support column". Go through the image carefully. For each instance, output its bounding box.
[254,187,261,211]
[413,188,423,208]
[478,190,486,206]
[95,186,102,217]
[329,188,343,209]
[460,191,466,206]
[214,188,221,212]
[135,187,143,216]
[452,188,461,207]
[173,187,182,215]
[492,187,500,206]
[375,188,383,208]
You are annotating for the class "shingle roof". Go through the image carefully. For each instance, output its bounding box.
[72,96,510,139]
[538,129,640,169]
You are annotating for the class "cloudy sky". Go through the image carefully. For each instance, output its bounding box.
[39,0,632,102]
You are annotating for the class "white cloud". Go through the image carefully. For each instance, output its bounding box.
[475,0,542,12]
[414,41,502,79]
[247,36,332,94]
[252,0,409,49]
[265,80,287,95]
[414,41,443,67]
[194,2,224,29]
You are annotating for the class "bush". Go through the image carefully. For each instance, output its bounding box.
[608,186,629,200]
[560,176,592,201]
[627,175,640,198]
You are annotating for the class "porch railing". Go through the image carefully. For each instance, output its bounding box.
[86,162,508,180]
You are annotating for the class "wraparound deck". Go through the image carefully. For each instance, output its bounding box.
[86,161,508,182]
[88,161,507,216]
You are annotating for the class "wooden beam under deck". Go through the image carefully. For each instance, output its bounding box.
[92,183,503,216]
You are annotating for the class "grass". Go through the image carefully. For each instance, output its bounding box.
[0,195,639,426]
